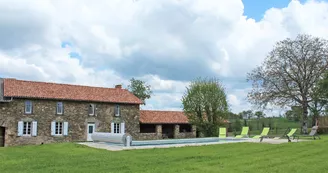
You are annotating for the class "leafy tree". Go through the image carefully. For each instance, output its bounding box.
[232,118,242,132]
[307,72,328,125]
[255,111,265,130]
[227,112,239,120]
[182,77,229,137]
[247,34,328,134]
[284,106,302,122]
[127,78,152,105]
[254,111,265,119]
[238,110,254,119]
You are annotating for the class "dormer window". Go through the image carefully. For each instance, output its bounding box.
[56,102,63,115]
[114,105,120,116]
[25,100,32,114]
[88,104,95,116]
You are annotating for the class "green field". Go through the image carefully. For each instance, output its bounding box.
[1,137,328,173]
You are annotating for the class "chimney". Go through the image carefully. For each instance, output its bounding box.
[115,84,122,89]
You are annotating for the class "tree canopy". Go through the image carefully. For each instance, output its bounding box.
[182,77,229,137]
[247,34,328,133]
[127,78,152,105]
[254,111,265,119]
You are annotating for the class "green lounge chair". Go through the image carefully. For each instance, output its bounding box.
[274,128,299,142]
[285,128,298,142]
[219,127,227,138]
[235,127,249,138]
[253,127,270,140]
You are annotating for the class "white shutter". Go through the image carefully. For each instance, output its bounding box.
[18,121,23,136]
[32,121,38,136]
[120,122,125,134]
[63,122,68,136]
[111,122,114,133]
[51,121,56,136]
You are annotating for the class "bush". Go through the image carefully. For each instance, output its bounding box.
[233,118,242,132]
[317,127,328,134]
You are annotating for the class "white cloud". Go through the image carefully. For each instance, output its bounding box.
[0,0,328,112]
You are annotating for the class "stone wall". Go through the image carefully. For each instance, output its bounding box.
[0,99,140,146]
[135,124,196,140]
[174,125,196,139]
[137,133,162,140]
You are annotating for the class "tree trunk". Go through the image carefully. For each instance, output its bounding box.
[301,103,308,134]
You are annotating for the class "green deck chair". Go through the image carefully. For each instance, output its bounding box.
[252,127,270,139]
[219,127,227,138]
[274,128,299,142]
[286,128,298,142]
[235,127,249,138]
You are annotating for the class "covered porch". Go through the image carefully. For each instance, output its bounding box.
[138,110,197,140]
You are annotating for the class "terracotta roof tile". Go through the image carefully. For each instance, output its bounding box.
[140,110,230,124]
[3,78,143,104]
[140,110,189,124]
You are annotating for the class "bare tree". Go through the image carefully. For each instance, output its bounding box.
[247,34,328,134]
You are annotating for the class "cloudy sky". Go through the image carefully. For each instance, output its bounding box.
[1,0,328,115]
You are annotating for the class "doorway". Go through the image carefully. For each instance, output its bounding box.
[162,124,174,138]
[87,123,95,141]
[0,127,5,147]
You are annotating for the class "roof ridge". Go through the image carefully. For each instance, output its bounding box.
[3,78,143,104]
[4,78,123,90]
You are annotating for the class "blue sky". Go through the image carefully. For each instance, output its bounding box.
[1,0,328,114]
[243,0,309,21]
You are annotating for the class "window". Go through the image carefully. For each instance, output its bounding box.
[114,105,120,116]
[23,122,31,135]
[25,100,32,114]
[56,102,63,115]
[51,121,68,136]
[114,123,120,134]
[88,104,95,115]
[55,122,63,135]
[18,121,38,137]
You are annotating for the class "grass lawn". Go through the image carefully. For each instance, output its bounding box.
[1,138,328,173]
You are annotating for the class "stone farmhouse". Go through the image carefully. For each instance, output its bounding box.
[0,78,196,147]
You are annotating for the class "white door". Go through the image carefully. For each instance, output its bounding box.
[87,123,95,141]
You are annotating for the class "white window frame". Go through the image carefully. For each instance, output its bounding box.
[55,122,63,135]
[25,100,32,114]
[22,122,32,136]
[56,102,63,115]
[114,123,120,134]
[88,104,95,116]
[115,105,120,116]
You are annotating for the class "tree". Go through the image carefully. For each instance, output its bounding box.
[284,106,302,122]
[182,77,229,137]
[247,34,328,134]
[127,78,152,105]
[254,111,266,130]
[254,111,265,119]
[308,72,328,125]
[238,110,254,119]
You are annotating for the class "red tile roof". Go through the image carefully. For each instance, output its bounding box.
[3,78,143,104]
[140,110,230,124]
[140,110,190,124]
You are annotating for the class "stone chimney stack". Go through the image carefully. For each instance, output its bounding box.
[115,84,122,89]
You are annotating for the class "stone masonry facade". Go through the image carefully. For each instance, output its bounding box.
[0,99,140,147]
[137,124,196,140]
